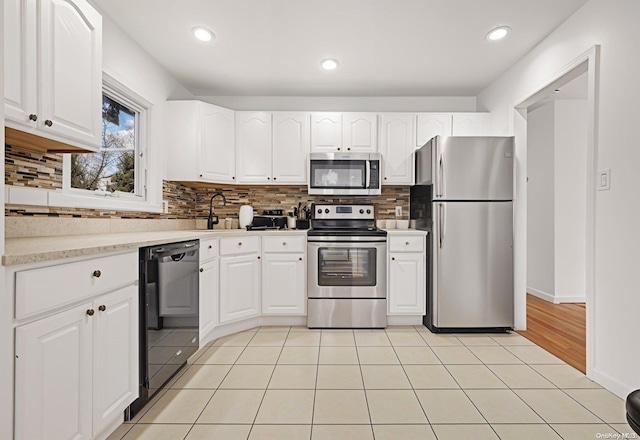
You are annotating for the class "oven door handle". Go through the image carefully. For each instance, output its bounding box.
[365,160,371,189]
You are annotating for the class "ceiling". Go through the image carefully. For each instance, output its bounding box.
[92,0,589,97]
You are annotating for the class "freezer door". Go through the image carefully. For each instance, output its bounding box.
[433,201,513,328]
[433,136,514,200]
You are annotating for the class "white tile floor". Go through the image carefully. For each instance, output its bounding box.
[108,326,633,440]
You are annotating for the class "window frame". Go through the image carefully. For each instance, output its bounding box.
[58,73,153,209]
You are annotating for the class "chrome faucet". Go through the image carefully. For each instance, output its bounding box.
[207,192,227,229]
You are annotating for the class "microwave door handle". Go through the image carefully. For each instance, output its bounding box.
[365,160,371,189]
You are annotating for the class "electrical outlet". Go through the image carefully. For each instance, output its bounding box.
[395,206,402,217]
[162,200,169,213]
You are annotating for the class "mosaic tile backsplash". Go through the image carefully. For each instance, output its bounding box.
[5,144,409,220]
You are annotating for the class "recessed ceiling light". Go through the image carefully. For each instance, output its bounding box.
[554,89,561,93]
[321,58,339,71]
[192,27,214,42]
[486,26,511,41]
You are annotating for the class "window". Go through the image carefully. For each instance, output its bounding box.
[63,75,149,202]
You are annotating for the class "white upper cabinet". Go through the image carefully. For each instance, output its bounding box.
[5,0,102,151]
[416,113,452,147]
[452,113,490,136]
[166,101,236,183]
[236,112,273,183]
[201,104,236,183]
[272,112,309,184]
[379,113,415,185]
[343,113,378,152]
[310,112,343,152]
[311,112,378,152]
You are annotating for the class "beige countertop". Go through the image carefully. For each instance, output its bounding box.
[3,229,309,266]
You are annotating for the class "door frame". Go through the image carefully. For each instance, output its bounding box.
[511,45,599,378]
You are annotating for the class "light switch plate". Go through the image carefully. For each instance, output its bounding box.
[162,200,169,213]
[598,168,611,191]
[395,206,402,217]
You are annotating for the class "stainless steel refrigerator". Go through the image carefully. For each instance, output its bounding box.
[412,136,514,332]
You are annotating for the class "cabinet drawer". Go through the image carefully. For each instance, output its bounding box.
[200,238,219,261]
[15,252,138,320]
[220,235,260,256]
[262,236,306,253]
[389,236,425,252]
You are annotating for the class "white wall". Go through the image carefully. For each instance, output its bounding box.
[93,14,194,204]
[554,100,587,301]
[477,0,640,396]
[198,95,477,112]
[0,0,10,437]
[527,103,555,300]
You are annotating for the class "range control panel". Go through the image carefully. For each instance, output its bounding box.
[312,204,375,220]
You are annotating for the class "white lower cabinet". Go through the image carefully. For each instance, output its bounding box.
[262,253,306,315]
[388,235,427,315]
[199,258,219,338]
[15,284,138,440]
[219,253,261,323]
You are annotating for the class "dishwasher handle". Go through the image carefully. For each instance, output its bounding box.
[150,241,200,259]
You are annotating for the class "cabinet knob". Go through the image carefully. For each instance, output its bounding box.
[282,242,287,246]
[273,177,277,180]
[44,119,53,127]
[92,270,101,278]
[384,177,388,180]
[208,245,212,249]
[29,114,38,122]
[257,256,261,259]
[299,257,303,261]
[337,147,341,151]
[86,309,95,316]
[347,147,351,151]
[199,267,204,272]
[392,257,395,261]
[199,174,203,177]
[232,176,235,180]
[238,242,242,246]
[98,305,106,312]
[405,241,410,245]
[267,177,270,180]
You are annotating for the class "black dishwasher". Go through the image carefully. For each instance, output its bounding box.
[126,240,200,419]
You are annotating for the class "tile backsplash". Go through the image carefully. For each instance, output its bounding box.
[5,144,409,221]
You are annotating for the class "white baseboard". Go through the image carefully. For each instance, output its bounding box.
[592,368,635,399]
[388,315,423,325]
[527,286,556,303]
[527,287,586,304]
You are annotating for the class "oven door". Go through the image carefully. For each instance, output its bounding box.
[308,241,387,299]
[308,154,371,195]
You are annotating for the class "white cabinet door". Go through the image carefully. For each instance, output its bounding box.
[379,113,415,185]
[219,254,261,323]
[416,113,452,147]
[262,253,306,315]
[311,112,342,152]
[200,103,236,183]
[272,112,309,184]
[93,285,138,435]
[39,0,102,148]
[199,258,219,339]
[4,0,37,126]
[343,113,378,152]
[452,113,490,136]
[388,253,425,315]
[15,303,93,440]
[236,112,272,183]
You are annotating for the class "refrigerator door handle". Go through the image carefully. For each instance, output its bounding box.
[441,203,446,248]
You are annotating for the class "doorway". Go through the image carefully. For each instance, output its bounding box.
[519,72,588,373]
[511,46,599,378]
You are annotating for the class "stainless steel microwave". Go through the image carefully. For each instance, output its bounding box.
[308,152,382,196]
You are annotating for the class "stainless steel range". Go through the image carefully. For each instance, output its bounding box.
[307,204,387,328]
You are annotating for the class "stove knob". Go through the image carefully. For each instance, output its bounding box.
[317,209,322,214]
[366,209,371,214]
[359,209,364,214]
[325,209,330,214]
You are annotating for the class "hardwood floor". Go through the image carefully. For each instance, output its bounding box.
[517,294,586,373]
